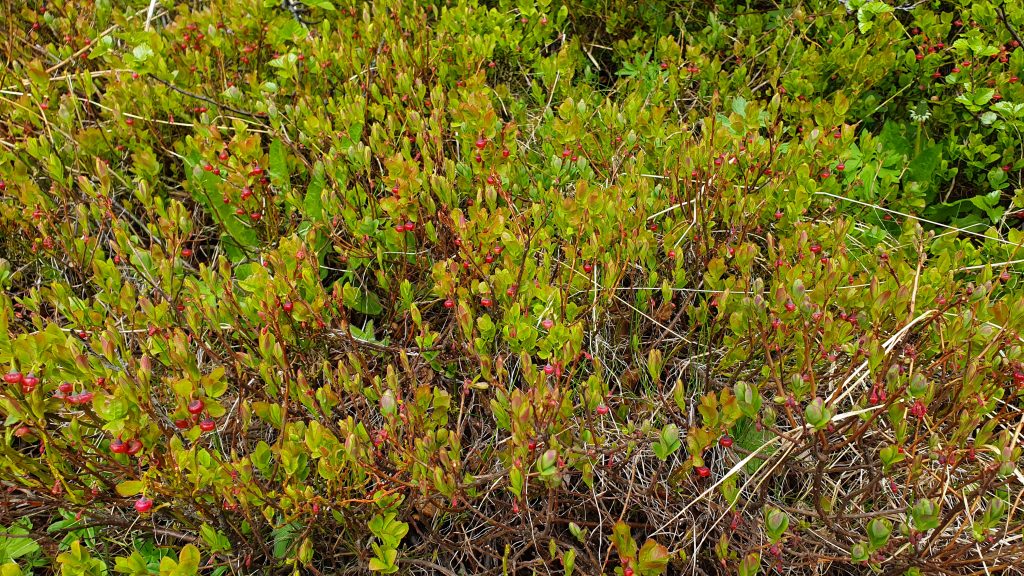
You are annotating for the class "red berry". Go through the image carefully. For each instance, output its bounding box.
[199,418,216,432]
[394,223,405,233]
[404,221,415,232]
[543,364,555,375]
[282,301,294,313]
[110,439,127,454]
[541,319,554,329]
[596,404,609,415]
[4,372,22,385]
[77,391,95,404]
[785,301,796,312]
[181,248,193,258]
[187,399,204,415]
[59,382,73,393]
[696,466,711,478]
[475,137,487,150]
[134,497,153,513]
[668,250,676,259]
[126,439,143,455]
[836,163,845,171]
[583,263,593,273]
[502,148,510,158]
[218,150,229,161]
[719,436,734,448]
[624,568,634,576]
[481,297,493,308]
[174,419,190,429]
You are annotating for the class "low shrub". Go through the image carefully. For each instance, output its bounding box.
[1,0,1023,574]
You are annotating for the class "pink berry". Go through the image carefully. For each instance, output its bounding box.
[134,497,153,513]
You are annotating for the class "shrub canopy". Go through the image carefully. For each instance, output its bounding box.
[2,0,1024,574]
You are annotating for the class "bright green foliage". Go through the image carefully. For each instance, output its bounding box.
[2,0,1024,574]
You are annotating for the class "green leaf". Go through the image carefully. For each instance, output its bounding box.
[269,139,291,192]
[908,145,941,184]
[732,96,748,118]
[857,1,893,33]
[537,449,558,477]
[804,398,831,430]
[0,518,38,563]
[652,424,681,461]
[272,19,305,44]
[610,521,638,562]
[738,553,761,576]
[115,480,145,497]
[132,43,153,62]
[177,544,201,572]
[867,518,892,550]
[303,162,326,223]
[912,499,941,531]
[764,507,789,543]
[637,539,669,575]
[272,522,300,559]
[563,548,576,576]
[342,284,384,316]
